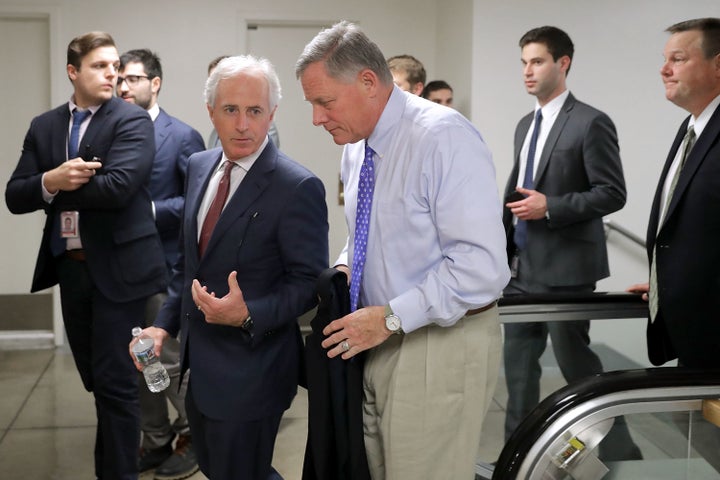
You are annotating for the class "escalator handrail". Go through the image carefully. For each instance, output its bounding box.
[493,367,720,479]
[499,291,646,306]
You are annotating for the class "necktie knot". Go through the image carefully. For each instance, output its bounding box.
[73,109,91,125]
[535,108,543,123]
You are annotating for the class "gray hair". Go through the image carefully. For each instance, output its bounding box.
[295,21,393,85]
[204,54,282,110]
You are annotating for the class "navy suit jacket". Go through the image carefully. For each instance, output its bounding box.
[502,93,626,287]
[5,97,167,302]
[151,108,205,270]
[647,103,720,368]
[154,141,329,421]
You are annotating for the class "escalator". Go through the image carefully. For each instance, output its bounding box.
[474,293,720,479]
[483,368,720,479]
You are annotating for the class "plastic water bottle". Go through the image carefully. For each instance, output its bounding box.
[131,327,170,393]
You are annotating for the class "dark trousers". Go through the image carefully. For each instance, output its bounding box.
[186,382,284,480]
[56,255,144,480]
[503,250,641,461]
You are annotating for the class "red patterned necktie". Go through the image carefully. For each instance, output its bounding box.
[199,161,234,257]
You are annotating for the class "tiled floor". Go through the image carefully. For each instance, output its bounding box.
[0,345,577,480]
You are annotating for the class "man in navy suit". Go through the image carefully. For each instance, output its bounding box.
[118,48,204,479]
[5,31,166,480]
[133,55,328,479]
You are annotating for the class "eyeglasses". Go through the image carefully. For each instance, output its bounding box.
[117,75,149,86]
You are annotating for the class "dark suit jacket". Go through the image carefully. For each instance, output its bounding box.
[646,103,720,368]
[154,142,329,421]
[502,93,626,287]
[302,268,370,480]
[5,97,167,303]
[151,108,205,270]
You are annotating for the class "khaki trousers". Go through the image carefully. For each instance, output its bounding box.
[363,306,501,480]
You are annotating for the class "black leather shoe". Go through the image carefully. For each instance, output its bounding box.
[138,437,175,473]
[154,434,199,480]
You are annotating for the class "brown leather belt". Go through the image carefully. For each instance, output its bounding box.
[64,249,86,261]
[466,301,498,316]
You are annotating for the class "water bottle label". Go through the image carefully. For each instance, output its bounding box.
[134,348,156,365]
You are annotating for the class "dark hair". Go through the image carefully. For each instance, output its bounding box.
[666,17,720,59]
[119,48,163,80]
[387,54,426,87]
[208,55,229,75]
[295,21,393,85]
[67,31,116,70]
[519,26,574,74]
[422,80,453,99]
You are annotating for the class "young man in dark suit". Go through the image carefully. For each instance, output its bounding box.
[133,55,328,479]
[502,26,637,459]
[5,31,166,480]
[118,48,204,479]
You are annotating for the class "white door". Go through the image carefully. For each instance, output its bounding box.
[246,22,348,259]
[0,16,52,332]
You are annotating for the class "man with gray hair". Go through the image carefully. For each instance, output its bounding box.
[133,55,329,479]
[297,21,509,479]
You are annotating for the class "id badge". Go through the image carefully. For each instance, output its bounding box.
[510,254,520,278]
[60,211,79,239]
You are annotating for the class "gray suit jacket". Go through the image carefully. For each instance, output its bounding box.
[502,93,626,287]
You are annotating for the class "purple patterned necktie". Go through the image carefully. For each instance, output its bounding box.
[349,142,375,312]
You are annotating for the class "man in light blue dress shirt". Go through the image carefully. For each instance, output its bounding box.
[297,21,510,480]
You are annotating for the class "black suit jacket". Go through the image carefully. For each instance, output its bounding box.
[5,97,167,302]
[154,142,329,421]
[302,268,370,480]
[502,93,626,287]
[646,103,720,368]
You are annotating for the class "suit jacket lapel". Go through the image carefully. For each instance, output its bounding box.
[54,106,71,167]
[154,109,172,151]
[534,93,574,187]
[661,106,720,230]
[511,113,533,186]
[188,151,223,260]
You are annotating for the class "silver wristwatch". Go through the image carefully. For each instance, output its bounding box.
[384,305,404,335]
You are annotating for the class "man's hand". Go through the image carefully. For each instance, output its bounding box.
[43,158,102,193]
[335,265,350,285]
[506,187,547,220]
[192,271,250,327]
[321,305,391,360]
[626,282,650,302]
[128,326,169,372]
